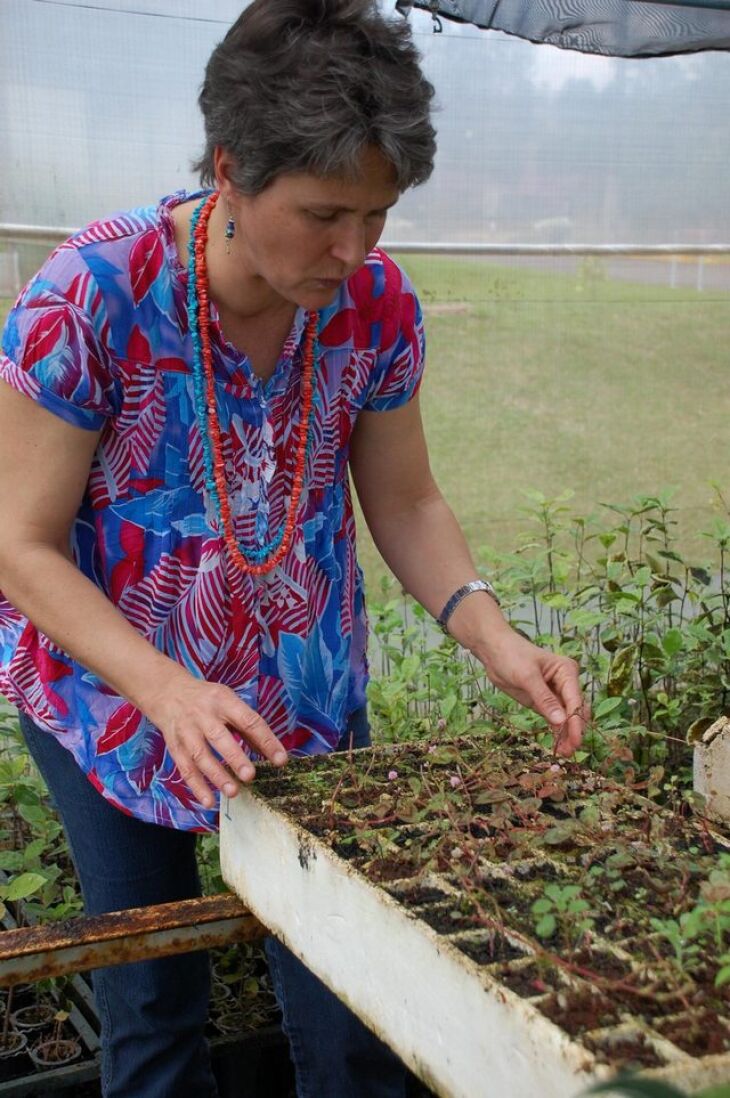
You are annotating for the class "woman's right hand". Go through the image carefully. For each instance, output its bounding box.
[144,675,288,809]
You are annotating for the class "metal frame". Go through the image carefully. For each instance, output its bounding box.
[0,895,266,988]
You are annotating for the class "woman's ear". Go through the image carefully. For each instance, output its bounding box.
[212,146,238,199]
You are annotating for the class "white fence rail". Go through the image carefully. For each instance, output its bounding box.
[1,223,729,296]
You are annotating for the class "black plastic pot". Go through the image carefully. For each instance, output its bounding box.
[9,1006,56,1034]
[0,1034,28,1085]
[27,1039,82,1073]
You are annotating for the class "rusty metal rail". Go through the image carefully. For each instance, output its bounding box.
[0,894,266,988]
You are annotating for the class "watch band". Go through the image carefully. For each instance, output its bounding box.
[436,580,501,633]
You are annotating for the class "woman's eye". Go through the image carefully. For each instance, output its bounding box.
[309,211,337,222]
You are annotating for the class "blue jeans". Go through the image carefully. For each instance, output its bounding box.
[19,710,408,1098]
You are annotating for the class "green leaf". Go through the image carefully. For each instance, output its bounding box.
[661,629,684,658]
[24,838,46,861]
[400,655,420,681]
[607,646,636,696]
[595,697,624,719]
[567,609,604,631]
[440,693,458,720]
[427,746,460,766]
[531,898,553,915]
[0,851,24,872]
[542,824,576,846]
[5,871,47,901]
[541,591,571,610]
[535,913,556,938]
[580,1076,688,1098]
[655,587,679,608]
[715,965,730,988]
[657,549,683,564]
[18,803,45,825]
[473,789,511,806]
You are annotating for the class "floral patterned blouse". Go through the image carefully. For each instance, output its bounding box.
[0,191,425,831]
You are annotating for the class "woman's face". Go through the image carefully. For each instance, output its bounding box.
[221,145,401,310]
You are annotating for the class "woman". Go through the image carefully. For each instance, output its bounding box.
[0,1,585,1095]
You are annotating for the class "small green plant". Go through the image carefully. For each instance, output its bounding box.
[648,854,730,982]
[648,914,702,970]
[581,1074,730,1097]
[716,950,730,989]
[531,883,595,947]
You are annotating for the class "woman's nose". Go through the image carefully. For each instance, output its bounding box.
[330,220,368,271]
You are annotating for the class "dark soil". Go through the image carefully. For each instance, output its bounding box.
[366,857,420,883]
[332,839,364,861]
[417,904,477,934]
[11,1002,56,1030]
[569,948,633,982]
[513,861,561,883]
[386,883,451,906]
[30,1037,81,1064]
[610,983,693,1023]
[656,1010,730,1056]
[480,876,527,902]
[538,989,617,1036]
[539,802,574,820]
[0,1031,26,1057]
[453,934,525,966]
[498,963,562,998]
[583,1032,666,1070]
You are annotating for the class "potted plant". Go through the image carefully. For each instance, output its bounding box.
[0,986,29,1082]
[28,1009,81,1071]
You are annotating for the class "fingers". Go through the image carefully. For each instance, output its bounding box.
[547,657,589,757]
[176,738,240,811]
[521,655,588,758]
[222,698,288,767]
[205,723,256,782]
[522,675,567,730]
[159,684,289,810]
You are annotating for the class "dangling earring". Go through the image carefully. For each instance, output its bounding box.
[224,205,235,254]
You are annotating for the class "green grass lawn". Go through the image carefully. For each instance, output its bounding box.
[4,256,729,589]
[355,255,730,585]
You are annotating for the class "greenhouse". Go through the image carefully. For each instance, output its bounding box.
[0,1,728,1096]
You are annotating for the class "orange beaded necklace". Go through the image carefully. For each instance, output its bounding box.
[187,191,318,576]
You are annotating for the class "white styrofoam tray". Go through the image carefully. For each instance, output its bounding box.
[221,782,730,1098]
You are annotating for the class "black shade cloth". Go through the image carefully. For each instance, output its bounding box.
[396,1,730,56]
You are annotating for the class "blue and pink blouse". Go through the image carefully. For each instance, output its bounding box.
[0,190,425,831]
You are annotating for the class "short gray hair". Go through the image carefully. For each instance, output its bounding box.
[194,0,436,194]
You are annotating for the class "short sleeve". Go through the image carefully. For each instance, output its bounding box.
[362,260,425,413]
[0,245,120,430]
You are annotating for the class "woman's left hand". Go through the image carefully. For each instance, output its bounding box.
[473,626,588,756]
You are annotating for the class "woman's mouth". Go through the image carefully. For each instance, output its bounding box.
[312,277,343,289]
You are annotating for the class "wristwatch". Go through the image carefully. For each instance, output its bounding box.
[437,580,501,633]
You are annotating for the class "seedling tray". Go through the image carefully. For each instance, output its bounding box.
[221,732,730,1098]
